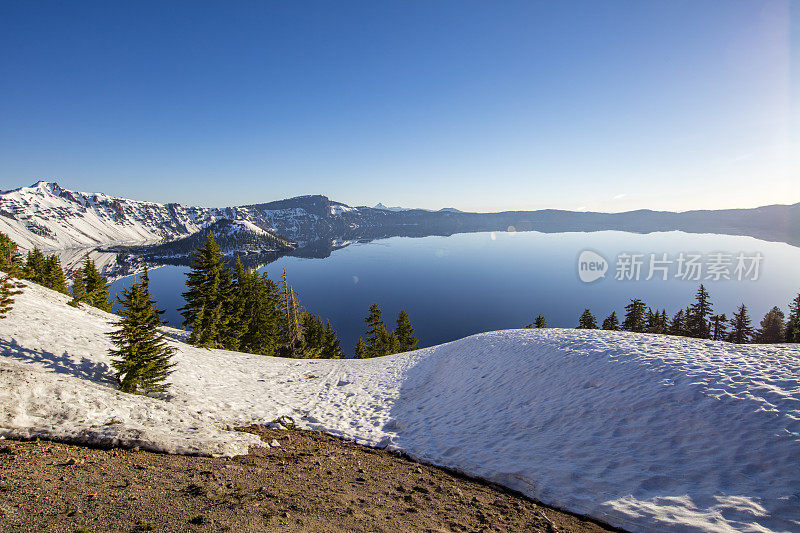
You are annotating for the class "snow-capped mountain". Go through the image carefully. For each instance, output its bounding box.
[0,181,232,250]
[0,182,347,251]
[2,181,799,253]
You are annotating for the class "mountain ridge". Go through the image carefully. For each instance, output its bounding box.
[1,181,799,252]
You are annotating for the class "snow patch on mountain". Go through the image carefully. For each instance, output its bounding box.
[1,282,799,532]
[0,181,230,250]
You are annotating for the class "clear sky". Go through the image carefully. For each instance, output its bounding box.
[1,1,797,212]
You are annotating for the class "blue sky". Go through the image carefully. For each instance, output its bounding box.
[1,1,797,212]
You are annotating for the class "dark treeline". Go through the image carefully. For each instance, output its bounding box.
[528,283,800,344]
[179,233,343,358]
[179,232,419,359]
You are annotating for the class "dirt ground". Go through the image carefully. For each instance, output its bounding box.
[0,426,620,532]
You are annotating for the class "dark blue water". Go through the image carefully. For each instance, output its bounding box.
[110,231,800,356]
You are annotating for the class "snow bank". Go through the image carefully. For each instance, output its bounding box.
[1,282,799,532]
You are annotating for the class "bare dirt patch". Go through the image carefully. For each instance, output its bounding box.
[0,426,619,532]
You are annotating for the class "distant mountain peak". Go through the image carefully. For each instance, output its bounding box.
[374,203,410,212]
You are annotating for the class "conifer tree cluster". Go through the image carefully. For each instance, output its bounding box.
[180,233,342,358]
[354,304,418,358]
[109,270,176,394]
[21,247,68,294]
[576,284,800,345]
[69,254,111,311]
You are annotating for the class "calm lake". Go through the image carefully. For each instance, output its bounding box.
[110,231,800,356]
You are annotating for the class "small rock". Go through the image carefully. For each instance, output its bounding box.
[270,439,280,448]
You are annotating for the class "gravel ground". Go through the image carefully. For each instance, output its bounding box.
[0,426,619,532]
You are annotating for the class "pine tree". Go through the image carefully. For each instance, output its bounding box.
[300,311,325,359]
[22,248,46,284]
[576,309,597,329]
[109,275,176,394]
[753,306,785,344]
[602,311,620,330]
[0,232,22,273]
[276,269,306,357]
[669,309,686,336]
[686,284,713,338]
[387,331,401,354]
[42,255,68,294]
[180,233,238,349]
[710,313,728,341]
[534,315,547,328]
[622,299,647,332]
[647,309,668,334]
[363,303,391,357]
[354,337,369,359]
[69,265,86,306]
[394,309,418,352]
[234,263,282,356]
[0,232,23,320]
[0,273,18,320]
[728,304,753,344]
[70,255,112,311]
[785,293,800,343]
[322,321,343,359]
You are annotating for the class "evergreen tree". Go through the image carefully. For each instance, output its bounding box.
[70,255,111,311]
[362,303,392,357]
[0,232,23,320]
[710,313,728,341]
[753,306,785,344]
[602,311,620,330]
[387,331,401,354]
[0,232,22,273]
[277,269,305,357]
[0,273,18,320]
[354,337,369,359]
[534,315,547,328]
[234,262,282,356]
[22,248,46,284]
[109,275,176,394]
[394,309,418,352]
[21,248,68,294]
[669,309,687,336]
[645,308,668,334]
[180,233,238,349]
[728,304,753,344]
[785,293,800,343]
[622,299,647,332]
[576,309,597,329]
[299,311,326,358]
[42,255,68,294]
[685,284,713,339]
[69,265,86,305]
[322,321,343,359]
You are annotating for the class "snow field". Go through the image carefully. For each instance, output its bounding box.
[1,282,799,532]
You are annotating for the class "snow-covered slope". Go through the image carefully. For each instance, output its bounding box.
[1,283,799,532]
[0,181,235,250]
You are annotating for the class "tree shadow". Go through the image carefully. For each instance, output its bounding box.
[0,337,117,387]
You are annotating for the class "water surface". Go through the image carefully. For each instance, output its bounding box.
[110,231,800,355]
